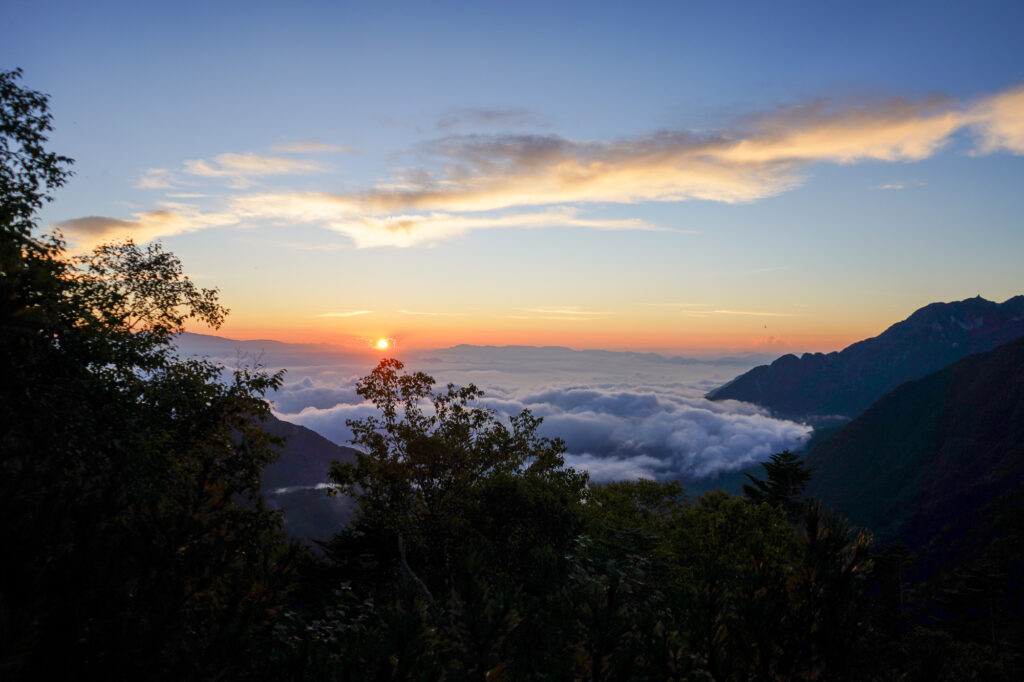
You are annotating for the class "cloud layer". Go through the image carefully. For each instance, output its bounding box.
[278,379,810,481]
[230,341,815,483]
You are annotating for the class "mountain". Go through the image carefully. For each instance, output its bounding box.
[175,331,368,368]
[802,334,1024,547]
[706,296,1024,424]
[259,414,360,542]
[260,414,359,489]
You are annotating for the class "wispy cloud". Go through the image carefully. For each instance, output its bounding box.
[139,152,328,190]
[875,178,925,190]
[967,85,1024,154]
[526,307,611,316]
[137,168,178,189]
[183,153,327,188]
[55,206,239,250]
[398,309,464,316]
[315,310,374,318]
[436,106,548,131]
[230,199,666,247]
[273,140,351,154]
[677,308,801,318]
[708,309,801,317]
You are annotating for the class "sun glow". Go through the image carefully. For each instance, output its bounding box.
[375,338,390,350]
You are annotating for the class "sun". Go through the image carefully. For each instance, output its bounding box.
[375,338,390,350]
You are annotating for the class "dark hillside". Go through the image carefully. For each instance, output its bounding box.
[804,335,1024,547]
[260,414,359,490]
[260,414,360,541]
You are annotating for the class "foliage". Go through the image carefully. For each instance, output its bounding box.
[278,400,883,680]
[743,448,812,520]
[1,69,295,680]
[0,68,73,245]
[309,359,590,678]
[327,358,586,591]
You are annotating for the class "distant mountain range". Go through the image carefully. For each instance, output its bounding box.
[706,296,1024,424]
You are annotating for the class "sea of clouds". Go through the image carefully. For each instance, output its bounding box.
[176,335,811,482]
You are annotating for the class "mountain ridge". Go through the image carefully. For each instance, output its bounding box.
[706,295,1024,423]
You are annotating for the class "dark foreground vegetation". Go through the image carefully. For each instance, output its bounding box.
[3,69,1021,680]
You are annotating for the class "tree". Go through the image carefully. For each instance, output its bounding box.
[743,449,812,520]
[0,68,73,241]
[327,358,586,591]
[293,359,589,679]
[1,70,295,680]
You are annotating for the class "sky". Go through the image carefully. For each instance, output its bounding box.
[4,0,1024,355]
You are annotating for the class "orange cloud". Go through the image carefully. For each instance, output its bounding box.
[230,198,668,247]
[55,206,238,251]
[967,85,1024,154]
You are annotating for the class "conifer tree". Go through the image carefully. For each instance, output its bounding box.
[742,449,812,520]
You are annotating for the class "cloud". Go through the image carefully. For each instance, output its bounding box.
[707,309,801,317]
[182,153,327,188]
[273,140,351,154]
[55,207,238,250]
[139,153,328,191]
[315,310,374,318]
[398,309,464,316]
[513,386,811,478]
[357,132,798,211]
[436,106,548,131]
[171,336,805,482]
[272,376,363,413]
[966,85,1024,154]
[278,375,811,482]
[526,307,611,316]
[137,168,178,189]
[230,198,666,247]
[278,402,381,446]
[71,83,1024,249]
[875,178,925,191]
[563,453,665,482]
[713,94,965,164]
[677,308,801,319]
[312,85,1024,219]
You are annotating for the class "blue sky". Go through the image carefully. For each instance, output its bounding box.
[4,0,1023,353]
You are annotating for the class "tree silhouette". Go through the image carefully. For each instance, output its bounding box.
[743,449,812,520]
[1,69,295,680]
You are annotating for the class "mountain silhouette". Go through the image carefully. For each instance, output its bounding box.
[260,414,360,542]
[706,295,1024,424]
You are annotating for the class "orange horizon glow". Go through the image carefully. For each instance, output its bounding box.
[195,318,870,358]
